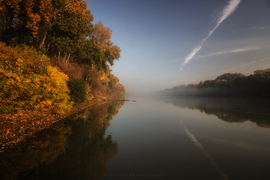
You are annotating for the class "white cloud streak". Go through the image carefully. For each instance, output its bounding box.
[194,46,261,59]
[247,25,270,31]
[205,57,269,77]
[183,0,241,66]
[240,57,269,67]
[183,45,202,65]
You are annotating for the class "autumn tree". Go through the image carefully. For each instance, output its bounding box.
[79,21,121,72]
[254,68,270,75]
[47,0,93,59]
[216,73,245,82]
[187,83,197,88]
[0,0,93,53]
[0,0,121,70]
[0,0,54,46]
[92,21,121,65]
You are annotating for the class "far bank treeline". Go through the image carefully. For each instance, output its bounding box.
[161,68,270,98]
[0,0,124,117]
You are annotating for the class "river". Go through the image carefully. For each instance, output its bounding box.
[1,97,270,180]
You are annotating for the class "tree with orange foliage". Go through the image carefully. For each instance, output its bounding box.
[83,21,121,72]
[0,0,54,46]
[0,0,93,52]
[254,68,270,74]
[91,21,121,65]
[74,21,121,72]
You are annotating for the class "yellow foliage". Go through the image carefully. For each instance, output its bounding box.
[99,72,105,80]
[0,42,72,114]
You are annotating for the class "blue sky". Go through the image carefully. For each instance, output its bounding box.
[86,0,270,94]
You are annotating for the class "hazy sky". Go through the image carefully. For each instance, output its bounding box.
[86,0,270,94]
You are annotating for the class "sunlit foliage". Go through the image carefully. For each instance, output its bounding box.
[0,0,93,50]
[0,0,124,149]
[50,57,125,100]
[0,42,72,114]
[0,0,122,77]
[90,21,121,70]
[0,0,123,88]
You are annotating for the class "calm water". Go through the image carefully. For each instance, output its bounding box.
[1,97,270,180]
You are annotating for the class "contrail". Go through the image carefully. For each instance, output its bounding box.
[204,57,269,77]
[183,0,241,66]
[247,25,270,31]
[194,46,261,59]
[160,45,267,65]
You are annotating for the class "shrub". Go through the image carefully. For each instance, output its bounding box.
[107,74,116,92]
[0,42,73,114]
[50,57,85,79]
[107,104,115,115]
[67,79,87,103]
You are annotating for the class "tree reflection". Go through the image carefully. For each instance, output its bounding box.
[158,97,270,128]
[0,101,124,180]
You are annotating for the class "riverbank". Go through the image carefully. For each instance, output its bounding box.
[0,100,124,180]
[0,97,110,150]
[0,44,125,150]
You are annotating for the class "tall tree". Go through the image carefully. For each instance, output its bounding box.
[88,21,121,71]
[48,0,93,59]
[0,0,54,45]
[0,0,93,53]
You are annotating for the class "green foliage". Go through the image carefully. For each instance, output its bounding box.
[67,79,87,103]
[107,104,115,115]
[46,0,93,58]
[108,75,116,92]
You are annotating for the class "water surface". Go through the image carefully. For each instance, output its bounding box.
[103,97,270,180]
[1,97,270,180]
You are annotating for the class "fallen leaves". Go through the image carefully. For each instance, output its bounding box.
[0,100,99,149]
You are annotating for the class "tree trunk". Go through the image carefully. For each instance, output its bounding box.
[67,53,71,61]
[46,42,50,53]
[38,33,47,48]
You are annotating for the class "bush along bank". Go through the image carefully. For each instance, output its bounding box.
[0,44,124,149]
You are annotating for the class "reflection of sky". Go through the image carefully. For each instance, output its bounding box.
[182,124,229,180]
[105,97,270,179]
[86,0,270,94]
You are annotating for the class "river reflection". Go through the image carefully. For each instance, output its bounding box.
[103,97,270,180]
[0,101,124,180]
[157,96,270,128]
[1,97,270,180]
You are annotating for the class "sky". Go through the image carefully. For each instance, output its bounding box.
[86,0,270,94]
